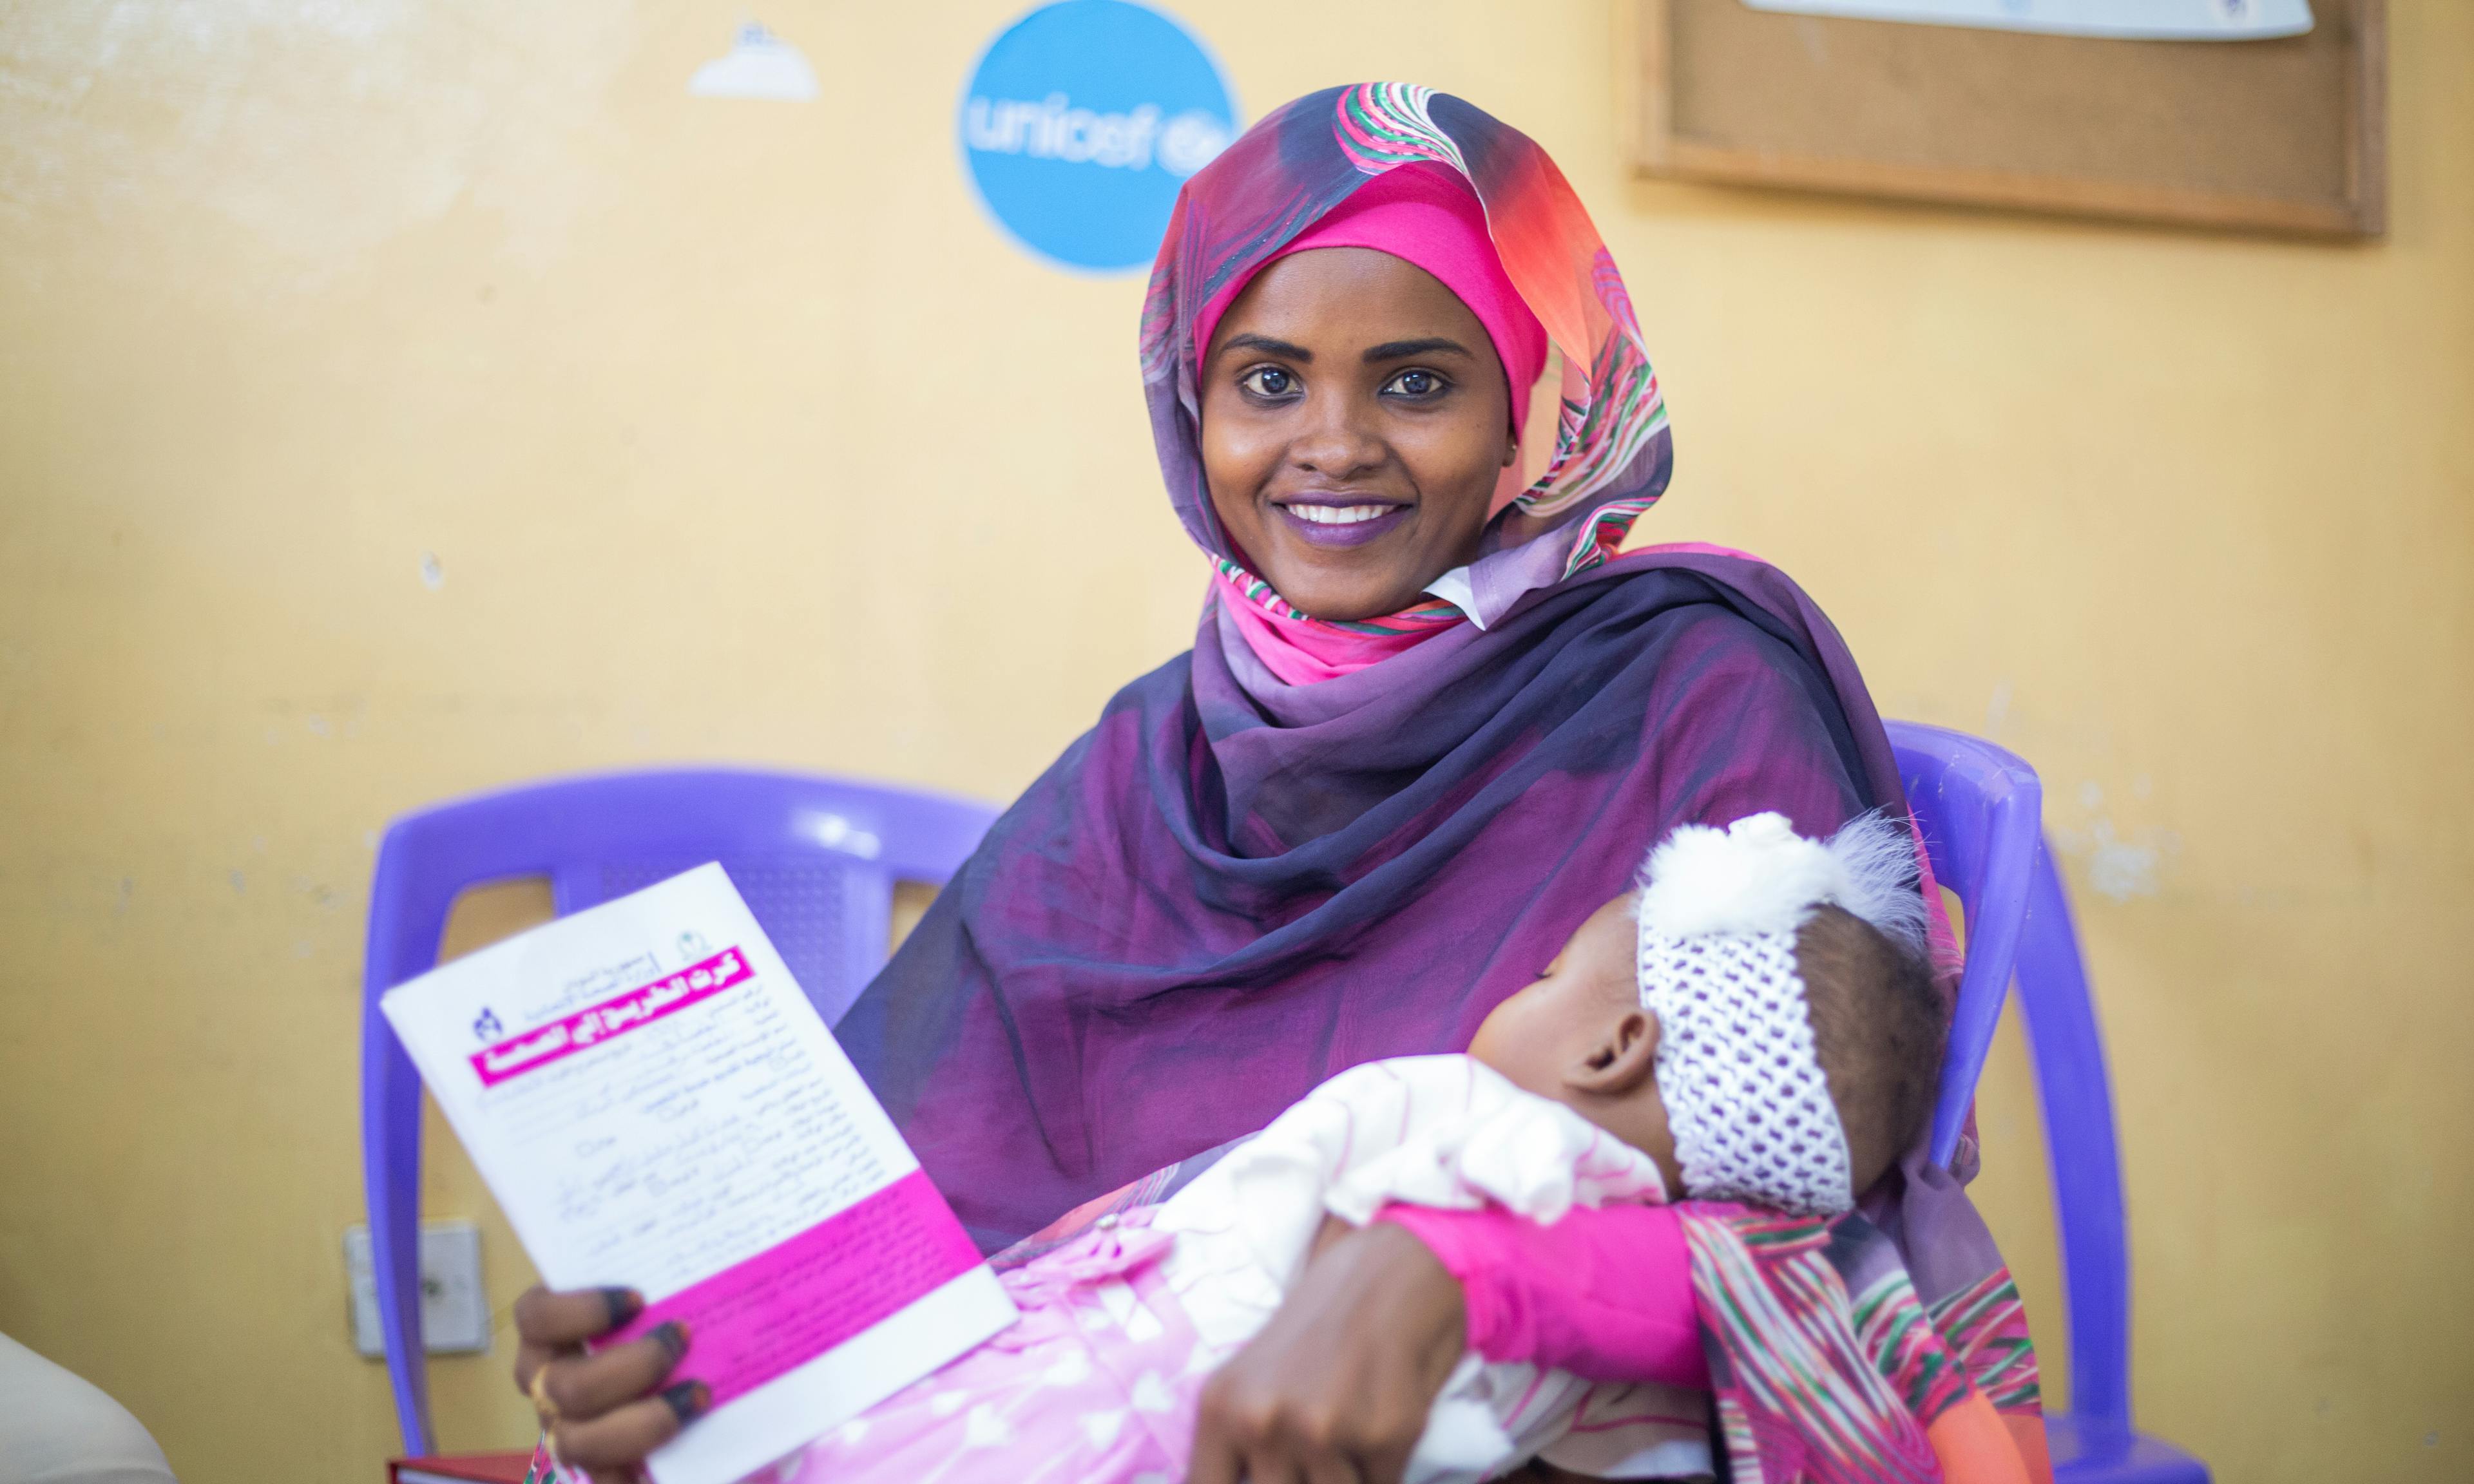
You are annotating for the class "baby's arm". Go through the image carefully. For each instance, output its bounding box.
[1374,1202,1705,1389]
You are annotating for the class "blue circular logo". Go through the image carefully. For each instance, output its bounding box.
[959,1,1237,273]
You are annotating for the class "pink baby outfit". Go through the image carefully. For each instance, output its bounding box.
[1380,1201,1706,1390]
[774,1213,1214,1483]
[769,1057,1709,1484]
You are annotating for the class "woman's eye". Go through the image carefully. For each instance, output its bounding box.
[1238,366,1298,399]
[1385,368,1445,398]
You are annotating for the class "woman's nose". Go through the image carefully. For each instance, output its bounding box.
[1287,388,1385,480]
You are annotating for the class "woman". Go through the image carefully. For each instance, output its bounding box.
[512,84,2042,1483]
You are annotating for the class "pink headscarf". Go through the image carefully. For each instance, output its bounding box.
[1193,162,1549,500]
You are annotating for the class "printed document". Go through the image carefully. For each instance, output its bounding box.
[381,864,1015,1484]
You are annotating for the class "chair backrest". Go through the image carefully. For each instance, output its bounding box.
[1889,725,2145,1445]
[1884,721,2045,1170]
[358,768,999,1454]
[2015,835,2136,1440]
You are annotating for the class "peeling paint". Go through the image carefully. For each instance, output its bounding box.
[2055,815,2182,902]
[2050,779,2183,901]
[2086,820,2160,900]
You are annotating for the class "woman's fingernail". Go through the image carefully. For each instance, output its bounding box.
[600,1287,644,1327]
[661,1380,712,1424]
[653,1320,691,1360]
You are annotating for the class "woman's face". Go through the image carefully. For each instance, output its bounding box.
[1199,247,1516,623]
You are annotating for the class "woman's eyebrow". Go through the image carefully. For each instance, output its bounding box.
[1220,332,1312,361]
[1363,337,1472,362]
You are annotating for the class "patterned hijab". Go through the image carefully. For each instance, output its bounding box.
[1143,82,1674,646]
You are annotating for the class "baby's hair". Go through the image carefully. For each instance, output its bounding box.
[1796,905,1946,1194]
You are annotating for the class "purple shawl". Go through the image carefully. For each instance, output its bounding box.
[841,547,1895,1248]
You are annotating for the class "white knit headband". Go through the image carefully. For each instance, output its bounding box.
[1635,811,1926,1216]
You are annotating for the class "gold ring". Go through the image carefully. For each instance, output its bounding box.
[529,1365,562,1427]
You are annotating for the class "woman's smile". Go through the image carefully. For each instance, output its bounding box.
[1272,493,1415,547]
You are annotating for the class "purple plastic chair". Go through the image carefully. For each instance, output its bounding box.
[358,768,999,1454]
[1889,721,2206,1483]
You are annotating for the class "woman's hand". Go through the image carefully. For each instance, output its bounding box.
[510,1285,709,1483]
[1188,1221,1468,1484]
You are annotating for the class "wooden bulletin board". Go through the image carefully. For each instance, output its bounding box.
[1629,0,2386,236]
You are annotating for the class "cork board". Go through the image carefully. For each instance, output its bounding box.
[1630,0,2385,236]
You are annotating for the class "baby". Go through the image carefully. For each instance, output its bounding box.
[757,811,1945,1484]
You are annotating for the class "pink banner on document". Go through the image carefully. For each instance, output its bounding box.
[468,947,753,1088]
[600,1170,985,1407]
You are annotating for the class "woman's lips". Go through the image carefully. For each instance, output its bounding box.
[1272,499,1412,549]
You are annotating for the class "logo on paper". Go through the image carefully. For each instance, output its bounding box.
[959,1,1236,272]
[472,1008,504,1042]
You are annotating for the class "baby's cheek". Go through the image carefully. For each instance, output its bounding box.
[1468,989,1529,1056]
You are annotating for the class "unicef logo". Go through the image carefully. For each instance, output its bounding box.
[959,1,1237,272]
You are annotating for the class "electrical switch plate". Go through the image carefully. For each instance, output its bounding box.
[344,1221,490,1357]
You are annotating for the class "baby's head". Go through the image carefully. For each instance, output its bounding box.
[1469,812,1944,1212]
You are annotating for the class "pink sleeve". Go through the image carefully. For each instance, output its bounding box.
[1376,1201,1707,1389]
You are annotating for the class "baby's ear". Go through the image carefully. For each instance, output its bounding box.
[1567,1008,1659,1097]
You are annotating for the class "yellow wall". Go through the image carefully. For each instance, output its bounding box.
[2,2,2466,1479]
